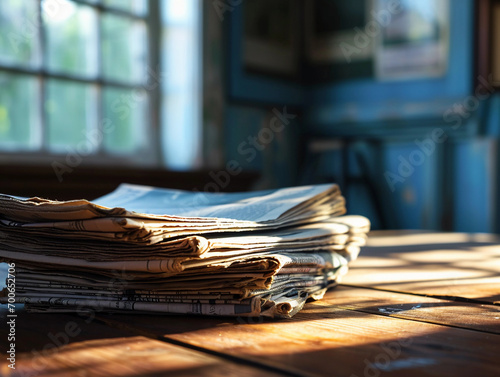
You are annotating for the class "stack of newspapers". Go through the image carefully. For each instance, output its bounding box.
[0,183,369,318]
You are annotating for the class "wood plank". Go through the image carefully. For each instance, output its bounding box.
[325,285,500,334]
[0,336,284,377]
[0,304,142,354]
[95,304,500,377]
[343,231,500,303]
[0,305,286,376]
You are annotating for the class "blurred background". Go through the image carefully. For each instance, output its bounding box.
[0,0,498,233]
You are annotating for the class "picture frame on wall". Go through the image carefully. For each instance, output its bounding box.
[374,0,449,81]
[243,0,300,78]
[304,0,450,83]
[305,0,373,65]
[225,0,302,105]
[304,0,374,82]
[305,0,473,132]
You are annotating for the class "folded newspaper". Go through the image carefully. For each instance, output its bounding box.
[0,183,369,318]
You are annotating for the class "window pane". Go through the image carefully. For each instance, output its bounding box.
[103,0,147,15]
[161,0,201,169]
[101,14,147,84]
[0,72,40,150]
[0,0,40,68]
[43,0,98,77]
[45,80,97,151]
[102,87,148,154]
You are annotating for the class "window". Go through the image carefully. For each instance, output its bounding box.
[0,0,201,169]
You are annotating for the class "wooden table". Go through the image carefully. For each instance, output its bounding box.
[1,231,499,377]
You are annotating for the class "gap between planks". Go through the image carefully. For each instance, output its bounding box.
[93,301,500,377]
[92,315,314,377]
[329,284,500,335]
[339,283,500,307]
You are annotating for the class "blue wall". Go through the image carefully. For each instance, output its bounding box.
[218,0,499,232]
[302,0,499,232]
[305,0,473,132]
[221,3,302,190]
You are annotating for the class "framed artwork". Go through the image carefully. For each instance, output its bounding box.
[243,0,300,78]
[374,0,449,81]
[306,0,474,131]
[306,0,372,64]
[225,0,302,105]
[305,0,374,82]
[304,0,450,82]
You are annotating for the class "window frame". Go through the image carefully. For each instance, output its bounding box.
[0,0,162,168]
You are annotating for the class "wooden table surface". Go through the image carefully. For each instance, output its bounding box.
[1,231,499,377]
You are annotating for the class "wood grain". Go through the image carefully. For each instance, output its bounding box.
[0,304,140,354]
[95,304,500,377]
[322,285,500,334]
[1,336,284,377]
[343,231,500,303]
[90,232,500,376]
[0,306,286,376]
